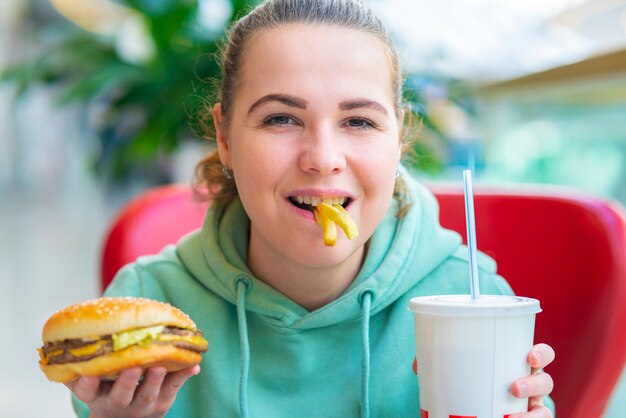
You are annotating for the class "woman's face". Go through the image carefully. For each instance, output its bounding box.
[215,24,402,270]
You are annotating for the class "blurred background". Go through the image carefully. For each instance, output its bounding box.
[1,0,625,416]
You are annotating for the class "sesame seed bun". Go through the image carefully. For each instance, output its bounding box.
[42,297,197,342]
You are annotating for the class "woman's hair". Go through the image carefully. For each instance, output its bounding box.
[194,0,414,213]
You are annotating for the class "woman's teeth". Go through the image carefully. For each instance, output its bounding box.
[294,195,346,207]
[289,195,350,212]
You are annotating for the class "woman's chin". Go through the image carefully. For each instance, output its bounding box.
[292,239,364,268]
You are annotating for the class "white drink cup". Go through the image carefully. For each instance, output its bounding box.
[409,294,541,418]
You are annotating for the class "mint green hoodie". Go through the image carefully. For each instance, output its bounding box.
[73,175,547,417]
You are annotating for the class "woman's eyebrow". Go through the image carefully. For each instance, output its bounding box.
[247,94,307,115]
[339,99,388,116]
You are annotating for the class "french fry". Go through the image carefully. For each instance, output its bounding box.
[331,204,359,239]
[314,209,338,246]
[316,202,359,242]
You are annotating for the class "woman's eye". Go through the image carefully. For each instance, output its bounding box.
[345,118,375,130]
[263,115,294,126]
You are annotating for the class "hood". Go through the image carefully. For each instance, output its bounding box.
[177,168,461,330]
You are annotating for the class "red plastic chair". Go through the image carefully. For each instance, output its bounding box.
[101,184,209,290]
[101,183,626,418]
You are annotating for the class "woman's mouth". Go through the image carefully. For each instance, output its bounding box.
[288,195,351,212]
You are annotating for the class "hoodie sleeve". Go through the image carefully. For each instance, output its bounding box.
[103,263,146,297]
[71,395,89,418]
[481,270,515,296]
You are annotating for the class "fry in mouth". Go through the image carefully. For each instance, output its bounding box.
[314,209,338,246]
[315,202,358,246]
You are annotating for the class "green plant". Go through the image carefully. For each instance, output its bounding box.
[2,0,259,181]
[2,0,450,182]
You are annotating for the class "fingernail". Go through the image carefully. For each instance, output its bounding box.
[79,376,98,385]
[517,382,529,398]
[123,368,142,379]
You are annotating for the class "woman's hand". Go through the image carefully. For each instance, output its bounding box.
[508,343,555,418]
[64,365,200,418]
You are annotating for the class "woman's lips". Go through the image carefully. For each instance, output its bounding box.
[287,200,317,220]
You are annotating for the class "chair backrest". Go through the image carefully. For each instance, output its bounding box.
[101,184,209,290]
[101,183,626,418]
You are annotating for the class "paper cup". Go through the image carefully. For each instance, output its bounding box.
[409,294,541,418]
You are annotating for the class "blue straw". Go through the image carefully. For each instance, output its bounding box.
[463,169,481,300]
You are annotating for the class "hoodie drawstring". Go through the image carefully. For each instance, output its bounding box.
[360,290,373,418]
[236,278,250,418]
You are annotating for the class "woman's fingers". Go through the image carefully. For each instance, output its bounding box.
[529,395,547,411]
[510,371,554,398]
[508,343,555,418]
[134,366,167,407]
[106,367,143,408]
[65,376,101,403]
[158,365,200,403]
[508,405,553,418]
[528,343,555,370]
[65,365,199,417]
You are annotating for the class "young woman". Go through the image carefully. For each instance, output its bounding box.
[68,0,555,416]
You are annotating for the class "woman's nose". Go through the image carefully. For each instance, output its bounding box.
[298,126,346,175]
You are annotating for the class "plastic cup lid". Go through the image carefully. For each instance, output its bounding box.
[408,294,541,316]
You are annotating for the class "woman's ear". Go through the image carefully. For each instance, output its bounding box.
[213,103,231,166]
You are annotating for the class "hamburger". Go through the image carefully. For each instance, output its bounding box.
[38,297,209,383]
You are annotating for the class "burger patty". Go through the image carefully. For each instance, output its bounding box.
[42,326,205,365]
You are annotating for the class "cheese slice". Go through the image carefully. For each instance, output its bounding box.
[69,340,108,357]
[156,333,207,347]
